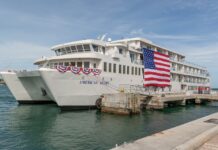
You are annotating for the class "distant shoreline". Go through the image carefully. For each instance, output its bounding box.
[0,79,5,84]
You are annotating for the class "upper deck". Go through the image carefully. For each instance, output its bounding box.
[34,37,208,73]
[32,37,210,92]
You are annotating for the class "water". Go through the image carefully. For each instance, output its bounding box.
[0,85,218,150]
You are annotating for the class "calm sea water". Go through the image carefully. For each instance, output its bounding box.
[0,85,218,150]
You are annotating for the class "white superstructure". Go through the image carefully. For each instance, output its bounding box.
[0,37,211,110]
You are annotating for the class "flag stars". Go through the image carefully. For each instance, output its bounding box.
[143,49,156,69]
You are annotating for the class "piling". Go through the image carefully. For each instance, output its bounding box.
[180,98,186,106]
[101,93,143,115]
[195,98,202,104]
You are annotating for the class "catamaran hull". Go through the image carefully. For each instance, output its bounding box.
[0,71,55,104]
[39,68,127,110]
[2,68,207,110]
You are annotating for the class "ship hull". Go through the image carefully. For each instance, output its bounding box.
[0,71,55,104]
[39,68,121,110]
[1,68,208,110]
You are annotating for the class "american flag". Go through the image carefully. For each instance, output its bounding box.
[143,48,170,87]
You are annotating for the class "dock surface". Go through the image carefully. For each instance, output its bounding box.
[101,93,218,114]
[112,113,218,150]
[198,134,218,150]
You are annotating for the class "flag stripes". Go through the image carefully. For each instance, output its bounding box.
[143,48,171,87]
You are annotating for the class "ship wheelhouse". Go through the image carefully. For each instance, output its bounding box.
[34,40,108,70]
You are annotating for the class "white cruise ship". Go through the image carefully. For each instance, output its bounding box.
[0,37,211,110]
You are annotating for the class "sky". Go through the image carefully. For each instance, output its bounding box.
[0,0,217,87]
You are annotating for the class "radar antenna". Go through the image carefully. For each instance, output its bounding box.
[97,33,108,41]
[100,33,107,41]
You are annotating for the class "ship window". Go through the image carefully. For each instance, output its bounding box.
[54,63,58,68]
[64,62,69,66]
[93,63,97,68]
[147,45,152,50]
[109,63,112,72]
[71,62,75,66]
[138,68,141,76]
[104,62,107,72]
[77,62,82,67]
[102,47,105,54]
[55,50,58,55]
[157,49,163,53]
[61,48,66,55]
[130,52,135,63]
[77,45,83,52]
[127,66,129,75]
[55,49,61,56]
[59,62,63,66]
[84,62,90,68]
[58,49,61,55]
[93,45,98,52]
[66,47,71,53]
[131,67,134,75]
[71,46,77,52]
[83,45,90,51]
[50,63,55,68]
[113,64,116,73]
[135,67,137,75]
[119,48,123,54]
[119,65,122,74]
[123,65,126,74]
[142,68,144,76]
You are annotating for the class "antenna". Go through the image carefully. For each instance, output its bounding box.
[97,35,101,40]
[100,33,108,41]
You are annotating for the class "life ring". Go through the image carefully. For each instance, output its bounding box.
[41,88,47,96]
[95,97,102,109]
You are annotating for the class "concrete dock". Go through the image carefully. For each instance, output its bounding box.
[101,93,142,115]
[198,134,218,150]
[112,112,218,150]
[101,93,218,115]
[147,94,218,110]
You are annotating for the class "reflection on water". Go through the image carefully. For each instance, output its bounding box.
[0,85,218,150]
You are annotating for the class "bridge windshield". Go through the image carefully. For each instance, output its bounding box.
[54,44,91,56]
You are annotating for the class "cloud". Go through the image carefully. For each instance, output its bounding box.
[129,29,204,41]
[183,45,218,64]
[0,41,52,70]
[129,29,144,36]
[0,8,72,28]
[111,24,133,36]
[170,43,218,87]
[146,33,204,41]
[172,0,218,11]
